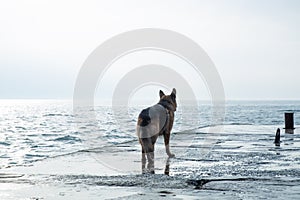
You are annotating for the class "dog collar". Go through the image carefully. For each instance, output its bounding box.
[158,101,175,112]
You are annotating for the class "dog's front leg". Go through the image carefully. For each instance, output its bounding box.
[163,132,175,158]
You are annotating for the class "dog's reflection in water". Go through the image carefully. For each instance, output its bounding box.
[164,158,170,175]
[142,157,171,175]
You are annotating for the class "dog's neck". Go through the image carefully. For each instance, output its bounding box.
[158,100,176,113]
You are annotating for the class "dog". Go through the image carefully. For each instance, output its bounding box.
[136,88,177,173]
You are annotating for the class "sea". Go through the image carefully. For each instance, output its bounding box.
[0,100,300,199]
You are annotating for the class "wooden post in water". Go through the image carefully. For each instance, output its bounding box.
[274,128,280,146]
[284,112,295,134]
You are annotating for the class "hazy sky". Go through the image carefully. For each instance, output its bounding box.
[0,0,299,100]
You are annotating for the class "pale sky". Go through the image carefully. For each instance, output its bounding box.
[0,0,299,100]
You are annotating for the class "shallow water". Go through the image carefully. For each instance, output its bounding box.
[0,100,300,199]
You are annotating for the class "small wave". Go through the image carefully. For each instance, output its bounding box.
[103,133,133,140]
[15,126,26,130]
[0,173,24,179]
[0,141,10,146]
[225,123,254,126]
[25,154,48,158]
[31,144,55,148]
[53,135,82,142]
[41,133,60,137]
[43,113,64,117]
[0,154,9,158]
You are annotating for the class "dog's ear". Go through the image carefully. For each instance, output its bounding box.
[171,88,176,96]
[159,90,165,98]
[171,88,176,100]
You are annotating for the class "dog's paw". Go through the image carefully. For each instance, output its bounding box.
[168,153,175,158]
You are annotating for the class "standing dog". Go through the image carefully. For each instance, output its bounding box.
[136,88,177,173]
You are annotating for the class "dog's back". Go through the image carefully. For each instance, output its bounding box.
[136,104,167,139]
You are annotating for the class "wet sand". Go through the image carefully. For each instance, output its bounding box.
[1,125,300,199]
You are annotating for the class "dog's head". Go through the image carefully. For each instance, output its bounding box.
[159,88,177,112]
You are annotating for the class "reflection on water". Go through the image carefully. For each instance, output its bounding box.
[164,158,170,176]
[141,156,171,175]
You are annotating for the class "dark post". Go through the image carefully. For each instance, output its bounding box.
[284,112,295,134]
[274,128,280,146]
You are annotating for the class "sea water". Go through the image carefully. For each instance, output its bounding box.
[0,100,300,199]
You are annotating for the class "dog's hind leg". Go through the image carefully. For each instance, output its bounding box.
[140,138,155,173]
[145,143,155,174]
[141,147,147,174]
[141,144,147,162]
[146,151,154,174]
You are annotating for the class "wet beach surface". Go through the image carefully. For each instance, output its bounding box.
[1,125,300,199]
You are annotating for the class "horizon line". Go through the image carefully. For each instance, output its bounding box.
[0,98,300,101]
